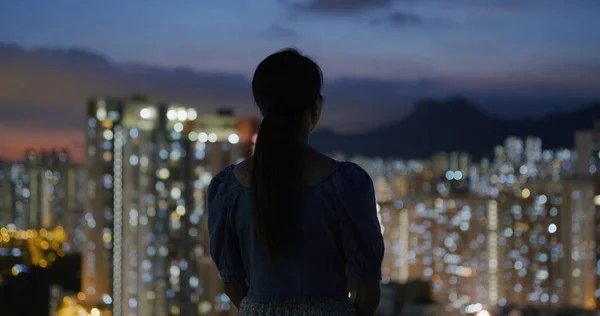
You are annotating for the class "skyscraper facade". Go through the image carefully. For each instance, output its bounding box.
[0,161,13,225]
[83,97,259,316]
[584,121,600,310]
[0,150,81,246]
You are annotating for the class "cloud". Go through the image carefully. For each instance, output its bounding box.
[0,44,252,110]
[280,0,393,14]
[280,0,530,15]
[369,11,421,27]
[278,1,452,29]
[368,10,459,29]
[261,24,299,39]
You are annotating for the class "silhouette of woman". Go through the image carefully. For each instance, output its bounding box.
[208,48,384,315]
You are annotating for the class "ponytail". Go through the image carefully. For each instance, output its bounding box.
[251,109,304,265]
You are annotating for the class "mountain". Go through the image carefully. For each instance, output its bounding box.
[2,42,600,161]
[310,97,600,159]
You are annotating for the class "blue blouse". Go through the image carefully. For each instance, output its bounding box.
[207,161,384,302]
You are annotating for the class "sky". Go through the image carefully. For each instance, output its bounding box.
[1,0,600,162]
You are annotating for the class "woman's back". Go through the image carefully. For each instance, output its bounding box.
[208,152,384,301]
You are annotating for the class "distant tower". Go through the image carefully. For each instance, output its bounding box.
[524,136,542,177]
[591,122,600,310]
[505,137,524,165]
[574,131,594,177]
[0,161,12,225]
[493,145,506,167]
[0,149,79,234]
[24,150,42,229]
[431,152,449,179]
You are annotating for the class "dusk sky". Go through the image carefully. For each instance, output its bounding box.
[1,0,600,162]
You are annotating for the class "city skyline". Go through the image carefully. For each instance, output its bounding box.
[1,99,599,315]
[1,1,600,162]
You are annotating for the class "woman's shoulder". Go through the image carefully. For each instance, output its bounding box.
[208,165,240,197]
[311,158,373,196]
[336,161,372,185]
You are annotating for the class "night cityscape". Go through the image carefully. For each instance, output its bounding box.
[2,1,600,316]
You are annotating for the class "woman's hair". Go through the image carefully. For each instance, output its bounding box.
[251,48,323,265]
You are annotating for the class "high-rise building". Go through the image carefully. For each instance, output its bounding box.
[0,161,12,224]
[431,152,449,179]
[494,178,595,310]
[446,152,470,178]
[493,145,506,166]
[0,150,80,237]
[575,130,595,177]
[3,159,37,229]
[505,137,524,165]
[394,195,495,314]
[83,97,259,316]
[586,121,600,310]
[177,112,258,316]
[524,136,543,177]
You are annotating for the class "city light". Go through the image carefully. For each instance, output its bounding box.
[0,226,68,273]
[476,310,491,316]
[198,132,208,143]
[594,195,600,206]
[177,108,187,121]
[228,133,240,144]
[187,108,198,120]
[166,109,177,120]
[208,132,218,143]
[140,108,152,119]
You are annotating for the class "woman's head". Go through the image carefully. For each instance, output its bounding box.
[250,48,323,266]
[252,48,323,134]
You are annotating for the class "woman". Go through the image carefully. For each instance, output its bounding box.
[208,48,384,316]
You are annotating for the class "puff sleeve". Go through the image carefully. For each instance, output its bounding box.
[337,162,385,281]
[207,169,246,283]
